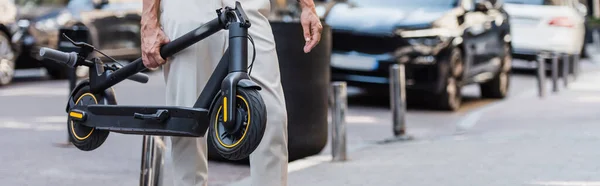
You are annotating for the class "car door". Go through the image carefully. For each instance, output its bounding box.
[461,0,497,77]
[480,0,506,61]
[76,0,142,60]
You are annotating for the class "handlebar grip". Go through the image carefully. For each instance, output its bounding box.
[39,47,77,67]
[127,72,149,84]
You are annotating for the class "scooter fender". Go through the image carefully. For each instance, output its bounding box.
[66,80,90,113]
[207,79,262,115]
[237,79,261,90]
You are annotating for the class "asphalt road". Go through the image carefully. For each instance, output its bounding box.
[0,58,590,186]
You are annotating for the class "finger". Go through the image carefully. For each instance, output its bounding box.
[301,21,311,41]
[311,23,323,45]
[305,23,322,53]
[142,54,153,69]
[153,52,165,66]
[147,52,159,68]
[301,20,311,44]
[303,26,312,53]
[161,33,171,44]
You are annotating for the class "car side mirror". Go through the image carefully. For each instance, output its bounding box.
[92,0,109,9]
[576,3,588,16]
[475,1,493,12]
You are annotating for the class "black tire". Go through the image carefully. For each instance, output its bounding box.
[68,85,110,151]
[208,87,267,161]
[0,31,16,86]
[431,47,463,111]
[481,43,511,99]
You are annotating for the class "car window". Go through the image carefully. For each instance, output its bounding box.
[348,0,459,9]
[504,0,565,5]
[14,0,69,6]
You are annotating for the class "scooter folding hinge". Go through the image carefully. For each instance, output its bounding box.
[133,109,170,123]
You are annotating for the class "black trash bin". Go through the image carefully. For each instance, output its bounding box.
[207,21,331,163]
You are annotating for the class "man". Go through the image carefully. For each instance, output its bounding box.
[140,0,323,185]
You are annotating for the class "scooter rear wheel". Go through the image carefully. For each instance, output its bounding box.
[68,85,110,151]
[208,87,267,160]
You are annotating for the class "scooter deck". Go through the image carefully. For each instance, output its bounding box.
[70,105,210,137]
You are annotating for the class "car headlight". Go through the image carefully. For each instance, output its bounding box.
[398,28,452,38]
[396,15,459,38]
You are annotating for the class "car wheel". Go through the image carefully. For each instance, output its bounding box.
[480,43,511,99]
[432,47,463,111]
[0,32,16,86]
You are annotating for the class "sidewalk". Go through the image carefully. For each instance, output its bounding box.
[264,65,600,185]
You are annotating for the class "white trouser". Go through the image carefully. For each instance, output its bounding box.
[159,0,288,185]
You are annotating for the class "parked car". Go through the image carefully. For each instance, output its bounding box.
[504,0,586,63]
[327,0,512,111]
[0,0,18,86]
[13,0,142,79]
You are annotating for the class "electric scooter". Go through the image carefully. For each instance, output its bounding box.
[39,1,266,160]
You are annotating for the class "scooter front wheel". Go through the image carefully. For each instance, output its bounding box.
[208,87,267,160]
[68,85,110,151]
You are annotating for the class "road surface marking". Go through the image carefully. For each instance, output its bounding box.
[327,115,379,124]
[0,120,62,131]
[32,116,67,123]
[0,87,68,97]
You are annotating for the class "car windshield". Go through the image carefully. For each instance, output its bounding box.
[504,0,564,5]
[348,0,458,9]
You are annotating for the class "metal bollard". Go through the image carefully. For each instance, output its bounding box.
[140,136,166,186]
[389,64,410,139]
[537,54,547,98]
[562,53,570,88]
[330,82,347,162]
[67,68,77,144]
[551,53,559,93]
[573,53,580,80]
[594,29,600,49]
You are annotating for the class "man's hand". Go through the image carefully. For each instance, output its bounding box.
[299,0,323,53]
[141,22,170,69]
[141,0,169,69]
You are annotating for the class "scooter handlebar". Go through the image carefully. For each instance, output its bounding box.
[39,47,149,84]
[39,47,78,67]
[127,72,149,84]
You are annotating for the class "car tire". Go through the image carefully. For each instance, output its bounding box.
[0,31,16,86]
[480,43,511,99]
[431,47,463,111]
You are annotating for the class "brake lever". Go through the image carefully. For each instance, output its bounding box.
[62,33,95,58]
[234,1,251,28]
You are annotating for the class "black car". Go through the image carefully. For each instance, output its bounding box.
[0,0,18,86]
[13,0,142,79]
[327,0,512,111]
